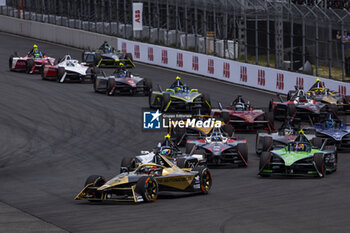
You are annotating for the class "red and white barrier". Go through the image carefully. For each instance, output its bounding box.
[118,38,349,95]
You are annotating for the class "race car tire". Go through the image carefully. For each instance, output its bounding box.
[9,55,14,71]
[287,90,295,101]
[314,153,326,178]
[201,93,211,114]
[237,143,248,165]
[174,126,186,146]
[262,136,273,151]
[268,100,274,112]
[95,53,102,66]
[41,64,47,80]
[287,103,296,117]
[125,53,134,62]
[259,152,271,177]
[185,143,196,155]
[88,66,99,83]
[311,137,323,148]
[25,59,34,74]
[193,166,212,194]
[57,67,66,83]
[135,176,158,202]
[144,78,153,96]
[161,93,171,112]
[120,157,137,171]
[106,78,116,96]
[327,104,338,115]
[81,51,85,62]
[84,175,106,187]
[222,111,230,125]
[324,147,337,172]
[84,175,106,202]
[222,124,233,137]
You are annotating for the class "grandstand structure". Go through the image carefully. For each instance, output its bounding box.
[3,0,350,80]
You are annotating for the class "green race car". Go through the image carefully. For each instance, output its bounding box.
[259,131,337,178]
[149,76,211,113]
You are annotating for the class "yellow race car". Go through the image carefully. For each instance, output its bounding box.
[75,153,212,203]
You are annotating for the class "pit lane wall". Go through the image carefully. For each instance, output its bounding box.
[0,15,349,96]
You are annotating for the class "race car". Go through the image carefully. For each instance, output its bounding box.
[75,153,212,203]
[149,77,211,113]
[306,79,350,114]
[93,67,152,96]
[82,46,134,68]
[255,119,320,156]
[259,131,337,177]
[270,89,328,123]
[186,126,248,167]
[120,135,205,171]
[306,113,350,150]
[41,55,98,83]
[169,114,233,146]
[212,95,274,132]
[9,52,55,74]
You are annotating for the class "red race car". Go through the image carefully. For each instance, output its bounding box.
[9,52,55,74]
[212,95,274,132]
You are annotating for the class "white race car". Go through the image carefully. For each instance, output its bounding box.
[41,55,98,83]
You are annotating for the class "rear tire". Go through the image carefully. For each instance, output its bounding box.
[222,111,230,124]
[185,143,196,154]
[41,64,47,80]
[135,176,158,202]
[201,93,211,114]
[262,136,273,151]
[222,124,233,137]
[95,53,102,66]
[144,78,152,96]
[9,55,14,71]
[311,137,323,148]
[25,59,34,74]
[120,157,137,171]
[57,67,65,83]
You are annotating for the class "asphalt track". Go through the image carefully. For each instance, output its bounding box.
[0,32,350,233]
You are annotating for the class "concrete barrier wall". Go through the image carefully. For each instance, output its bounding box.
[1,14,349,96]
[0,15,118,50]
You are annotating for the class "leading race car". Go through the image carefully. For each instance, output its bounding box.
[212,95,274,132]
[306,113,350,150]
[82,42,134,68]
[255,119,320,156]
[259,131,337,178]
[75,153,212,203]
[9,52,55,74]
[41,55,98,83]
[149,76,211,114]
[94,66,152,96]
[186,126,248,167]
[270,89,328,123]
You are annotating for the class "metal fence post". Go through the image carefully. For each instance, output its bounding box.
[194,4,198,52]
[108,0,112,34]
[244,11,247,63]
[124,0,127,38]
[157,0,159,44]
[175,0,178,48]
[267,13,270,67]
[255,13,258,65]
[224,0,228,58]
[166,0,169,46]
[203,2,206,54]
[185,1,188,49]
[148,0,151,41]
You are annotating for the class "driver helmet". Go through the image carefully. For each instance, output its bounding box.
[326,119,335,128]
[160,147,172,156]
[34,53,41,58]
[119,70,127,78]
[284,128,293,135]
[235,103,245,111]
[175,86,182,92]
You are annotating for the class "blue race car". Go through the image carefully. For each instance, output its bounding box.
[307,113,350,150]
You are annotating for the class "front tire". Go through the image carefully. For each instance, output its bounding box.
[135,176,158,202]
[193,166,212,194]
[314,153,326,177]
